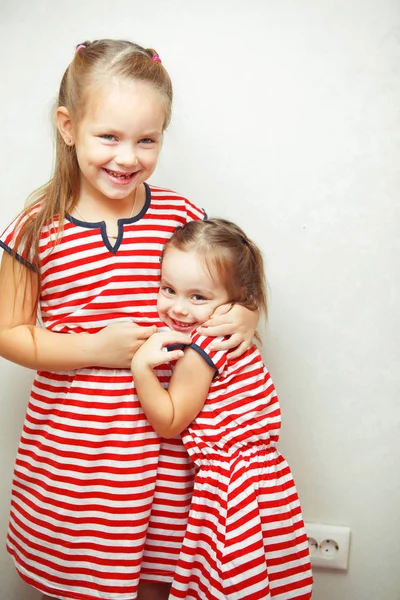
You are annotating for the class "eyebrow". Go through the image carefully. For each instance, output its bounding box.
[94,124,162,136]
[190,288,213,295]
[160,278,213,296]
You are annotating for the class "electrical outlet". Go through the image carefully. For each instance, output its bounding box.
[305,522,351,571]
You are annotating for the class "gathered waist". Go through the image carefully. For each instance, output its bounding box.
[185,439,279,467]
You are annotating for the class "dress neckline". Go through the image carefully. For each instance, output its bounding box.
[66,182,151,253]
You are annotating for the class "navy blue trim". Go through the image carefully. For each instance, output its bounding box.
[0,240,37,271]
[166,343,186,352]
[167,341,218,379]
[202,209,208,220]
[189,342,218,378]
[65,182,151,254]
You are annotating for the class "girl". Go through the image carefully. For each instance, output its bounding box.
[131,219,313,600]
[0,40,258,600]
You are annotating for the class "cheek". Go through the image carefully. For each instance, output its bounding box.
[197,305,215,322]
[157,295,167,315]
[77,143,102,165]
[142,149,161,168]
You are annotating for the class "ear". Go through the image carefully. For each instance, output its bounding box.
[56,106,75,146]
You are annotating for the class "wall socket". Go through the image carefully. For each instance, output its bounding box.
[305,522,351,571]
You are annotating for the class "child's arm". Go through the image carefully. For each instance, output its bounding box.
[198,303,259,358]
[0,252,156,370]
[131,331,214,438]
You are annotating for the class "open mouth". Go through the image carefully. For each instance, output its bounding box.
[170,318,196,332]
[103,168,137,183]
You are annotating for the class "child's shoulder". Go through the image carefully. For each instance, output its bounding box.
[0,200,42,241]
[0,201,46,267]
[148,183,187,199]
[147,184,205,220]
[189,331,265,381]
[192,330,261,359]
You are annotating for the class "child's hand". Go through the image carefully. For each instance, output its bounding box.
[94,322,158,368]
[131,331,191,372]
[198,304,259,359]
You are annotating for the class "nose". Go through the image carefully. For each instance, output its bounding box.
[172,298,189,317]
[115,143,138,168]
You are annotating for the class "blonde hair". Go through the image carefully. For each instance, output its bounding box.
[164,219,268,319]
[12,39,172,309]
[15,39,172,268]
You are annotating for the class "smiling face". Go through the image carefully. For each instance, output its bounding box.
[71,77,165,208]
[157,246,230,333]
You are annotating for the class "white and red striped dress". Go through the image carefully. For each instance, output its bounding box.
[169,331,313,600]
[0,184,204,600]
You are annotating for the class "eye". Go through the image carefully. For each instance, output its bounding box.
[162,286,175,296]
[192,294,207,302]
[100,134,117,141]
[140,138,156,145]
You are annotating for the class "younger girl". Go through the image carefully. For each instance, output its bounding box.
[0,40,258,600]
[132,219,313,600]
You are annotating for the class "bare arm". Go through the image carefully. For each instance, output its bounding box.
[198,303,259,358]
[131,331,214,438]
[0,251,156,370]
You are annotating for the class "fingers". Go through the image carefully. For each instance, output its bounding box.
[157,331,191,346]
[163,349,185,362]
[135,326,157,339]
[198,322,235,337]
[227,341,249,359]
[209,333,239,351]
[207,303,233,319]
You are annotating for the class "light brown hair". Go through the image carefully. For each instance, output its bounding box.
[12,39,172,310]
[164,219,268,319]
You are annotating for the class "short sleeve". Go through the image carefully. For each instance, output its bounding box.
[0,208,38,269]
[147,185,206,228]
[184,197,207,222]
[189,330,228,377]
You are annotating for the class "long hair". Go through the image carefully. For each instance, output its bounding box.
[12,39,173,311]
[164,219,268,320]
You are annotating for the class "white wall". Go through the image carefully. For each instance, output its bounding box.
[1,1,399,599]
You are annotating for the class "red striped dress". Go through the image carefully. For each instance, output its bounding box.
[0,184,204,600]
[169,331,313,600]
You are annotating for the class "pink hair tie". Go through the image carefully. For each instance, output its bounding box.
[76,44,86,53]
[152,54,162,63]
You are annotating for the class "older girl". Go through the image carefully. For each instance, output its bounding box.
[0,41,257,600]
